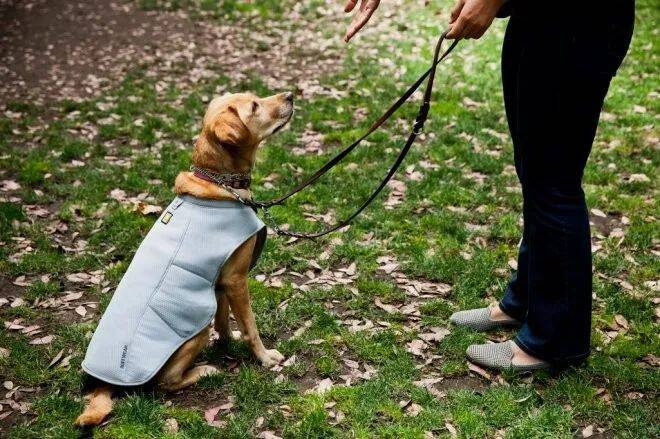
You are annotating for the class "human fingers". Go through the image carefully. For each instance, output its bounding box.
[472,23,488,39]
[344,0,380,42]
[446,15,467,39]
[344,0,358,13]
[450,0,465,23]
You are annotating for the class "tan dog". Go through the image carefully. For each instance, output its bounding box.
[75,91,294,427]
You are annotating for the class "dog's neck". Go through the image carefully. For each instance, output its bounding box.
[192,133,256,176]
[174,132,256,201]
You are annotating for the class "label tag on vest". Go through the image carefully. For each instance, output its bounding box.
[161,211,173,224]
[120,345,128,368]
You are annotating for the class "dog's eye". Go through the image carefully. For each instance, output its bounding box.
[251,101,259,113]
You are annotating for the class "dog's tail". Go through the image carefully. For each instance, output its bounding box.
[75,385,114,426]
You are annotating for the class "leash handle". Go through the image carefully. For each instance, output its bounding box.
[257,32,458,239]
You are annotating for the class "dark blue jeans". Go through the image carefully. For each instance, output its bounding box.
[498,5,634,365]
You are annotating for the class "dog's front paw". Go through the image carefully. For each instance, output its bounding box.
[259,349,285,368]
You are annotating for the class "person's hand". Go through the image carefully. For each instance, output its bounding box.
[446,0,504,39]
[343,0,381,43]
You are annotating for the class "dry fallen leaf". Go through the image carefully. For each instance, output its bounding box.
[508,258,518,270]
[48,349,64,368]
[0,180,21,191]
[405,402,423,417]
[642,354,659,367]
[204,406,222,425]
[217,400,234,410]
[467,362,492,380]
[311,378,333,394]
[12,276,31,287]
[134,202,163,215]
[61,291,84,302]
[406,339,428,357]
[164,418,179,434]
[419,327,450,343]
[614,314,629,329]
[29,335,54,345]
[374,298,398,314]
[10,298,25,308]
[282,355,297,367]
[627,173,650,183]
[58,354,74,369]
[445,422,458,437]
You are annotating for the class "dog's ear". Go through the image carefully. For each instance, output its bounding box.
[213,106,250,147]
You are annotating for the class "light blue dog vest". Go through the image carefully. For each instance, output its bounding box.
[82,195,265,386]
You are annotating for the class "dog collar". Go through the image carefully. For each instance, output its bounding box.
[191,166,251,190]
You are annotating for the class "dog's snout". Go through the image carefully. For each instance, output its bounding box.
[283,92,294,102]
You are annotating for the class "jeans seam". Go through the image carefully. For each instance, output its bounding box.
[557,190,574,360]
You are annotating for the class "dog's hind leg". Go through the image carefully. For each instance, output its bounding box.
[215,290,231,340]
[215,290,241,344]
[158,326,219,391]
[75,385,114,426]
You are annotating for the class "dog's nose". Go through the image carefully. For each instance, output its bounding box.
[284,92,294,102]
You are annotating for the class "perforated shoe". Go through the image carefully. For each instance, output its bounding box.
[466,340,550,372]
[449,307,520,332]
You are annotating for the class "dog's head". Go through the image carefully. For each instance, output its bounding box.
[193,92,294,172]
[205,92,294,145]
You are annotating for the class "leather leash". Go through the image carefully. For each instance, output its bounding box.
[198,32,458,239]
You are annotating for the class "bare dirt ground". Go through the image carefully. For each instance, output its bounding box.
[1,0,192,103]
[0,0,344,105]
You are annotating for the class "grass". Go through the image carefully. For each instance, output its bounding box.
[1,0,658,437]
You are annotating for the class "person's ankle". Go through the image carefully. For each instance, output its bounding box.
[510,341,544,366]
[489,304,514,321]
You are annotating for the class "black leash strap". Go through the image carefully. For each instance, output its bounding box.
[201,32,458,239]
[257,32,458,210]
[259,32,457,239]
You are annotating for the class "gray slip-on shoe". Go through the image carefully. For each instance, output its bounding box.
[466,340,550,372]
[449,307,520,332]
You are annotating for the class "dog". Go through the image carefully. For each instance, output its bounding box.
[75,91,294,427]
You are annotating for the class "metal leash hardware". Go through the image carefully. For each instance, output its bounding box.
[189,165,258,207]
[259,205,322,238]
